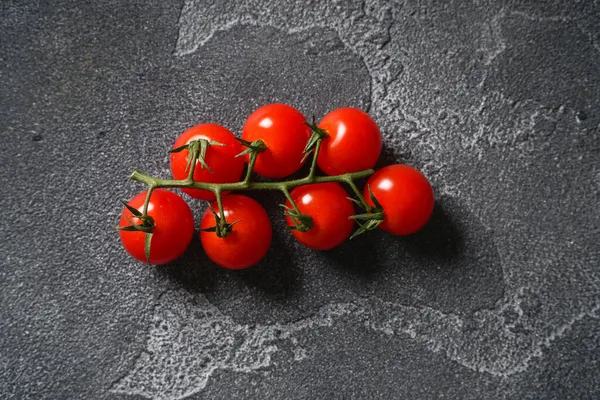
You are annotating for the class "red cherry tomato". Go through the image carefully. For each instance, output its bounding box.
[364,164,434,236]
[200,195,272,270]
[242,104,311,178]
[170,124,245,200]
[285,183,355,250]
[317,107,382,175]
[119,189,194,264]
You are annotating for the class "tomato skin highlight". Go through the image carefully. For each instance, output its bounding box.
[119,189,194,264]
[317,107,382,176]
[170,124,245,200]
[365,164,434,236]
[200,195,272,270]
[242,104,311,178]
[285,183,355,250]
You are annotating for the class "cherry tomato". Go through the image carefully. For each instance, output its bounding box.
[170,123,245,200]
[285,183,355,250]
[119,189,194,264]
[317,107,382,175]
[242,104,311,178]
[364,164,434,236]
[200,194,272,270]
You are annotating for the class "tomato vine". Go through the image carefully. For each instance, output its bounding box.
[118,105,433,267]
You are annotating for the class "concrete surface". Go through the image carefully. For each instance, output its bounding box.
[1,0,599,399]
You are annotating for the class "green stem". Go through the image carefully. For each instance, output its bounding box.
[214,189,225,225]
[130,168,374,193]
[142,186,155,216]
[280,186,300,213]
[307,139,322,181]
[244,151,258,184]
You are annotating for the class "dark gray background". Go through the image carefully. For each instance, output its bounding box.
[1,0,599,399]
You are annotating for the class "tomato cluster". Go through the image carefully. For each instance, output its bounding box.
[119,104,434,269]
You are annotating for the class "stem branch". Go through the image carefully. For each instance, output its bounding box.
[142,186,155,215]
[307,139,322,181]
[344,178,371,211]
[214,188,225,225]
[244,151,258,184]
[280,186,300,213]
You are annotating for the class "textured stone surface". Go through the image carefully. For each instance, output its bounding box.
[1,0,599,399]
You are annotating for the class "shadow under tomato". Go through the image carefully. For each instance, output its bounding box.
[157,228,302,300]
[354,196,503,314]
[375,144,401,169]
[321,199,465,279]
[232,190,303,298]
[157,188,304,302]
[401,200,464,263]
[156,231,220,293]
[236,227,302,299]
[321,229,384,280]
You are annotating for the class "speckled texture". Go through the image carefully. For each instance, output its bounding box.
[1,0,599,399]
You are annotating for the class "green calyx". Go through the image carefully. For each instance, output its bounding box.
[170,139,225,176]
[118,200,155,263]
[235,138,267,158]
[200,205,240,238]
[282,205,314,232]
[302,117,329,163]
[118,201,155,233]
[348,185,385,239]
